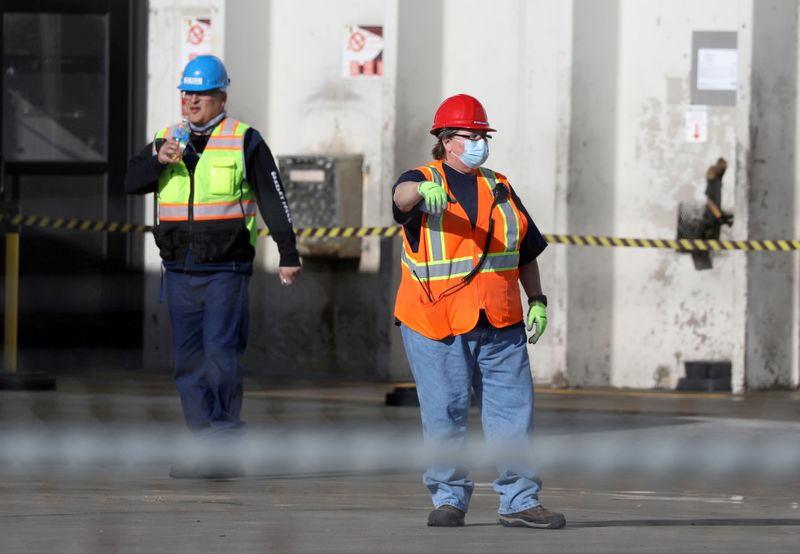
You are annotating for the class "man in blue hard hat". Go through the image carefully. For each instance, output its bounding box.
[125,55,302,478]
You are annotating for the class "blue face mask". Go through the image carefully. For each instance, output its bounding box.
[458,137,489,168]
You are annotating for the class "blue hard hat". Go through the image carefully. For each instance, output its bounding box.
[177,55,230,91]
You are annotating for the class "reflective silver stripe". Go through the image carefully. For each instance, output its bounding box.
[216,117,241,137]
[497,200,519,251]
[426,165,442,185]
[205,137,244,149]
[480,252,520,273]
[480,168,520,252]
[159,204,189,220]
[423,165,446,262]
[402,249,474,281]
[222,118,235,134]
[194,201,256,219]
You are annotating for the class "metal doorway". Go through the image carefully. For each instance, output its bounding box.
[1,0,146,370]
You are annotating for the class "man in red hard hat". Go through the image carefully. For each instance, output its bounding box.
[392,94,565,529]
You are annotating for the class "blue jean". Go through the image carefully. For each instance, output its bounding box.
[400,323,542,515]
[165,270,249,437]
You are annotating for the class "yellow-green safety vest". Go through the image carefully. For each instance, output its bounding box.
[154,117,257,247]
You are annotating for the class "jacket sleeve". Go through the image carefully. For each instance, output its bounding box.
[124,141,167,195]
[244,129,301,267]
[510,188,548,266]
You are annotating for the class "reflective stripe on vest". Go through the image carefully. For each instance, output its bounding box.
[423,165,447,263]
[205,119,244,150]
[158,203,189,221]
[158,199,256,222]
[194,200,257,220]
[482,251,521,272]
[401,249,474,281]
[479,167,520,253]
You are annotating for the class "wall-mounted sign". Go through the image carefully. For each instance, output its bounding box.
[685,105,708,143]
[691,31,737,106]
[697,48,738,91]
[342,25,383,79]
[181,17,212,64]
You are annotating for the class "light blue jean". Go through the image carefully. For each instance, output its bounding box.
[400,323,542,515]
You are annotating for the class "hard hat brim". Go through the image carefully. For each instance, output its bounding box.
[177,81,230,92]
[430,123,497,136]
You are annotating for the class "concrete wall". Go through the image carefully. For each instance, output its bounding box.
[747,0,798,388]
[137,0,800,390]
[568,0,621,387]
[589,0,747,389]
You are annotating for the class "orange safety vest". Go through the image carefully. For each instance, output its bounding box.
[394,160,528,340]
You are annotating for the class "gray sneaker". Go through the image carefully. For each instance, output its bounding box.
[498,505,566,529]
[427,505,466,527]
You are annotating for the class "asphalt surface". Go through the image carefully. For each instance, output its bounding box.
[1,369,798,553]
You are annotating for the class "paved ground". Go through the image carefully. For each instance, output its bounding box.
[1,369,798,553]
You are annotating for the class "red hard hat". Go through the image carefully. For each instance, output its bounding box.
[430,94,496,135]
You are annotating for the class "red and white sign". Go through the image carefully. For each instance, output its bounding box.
[685,105,708,143]
[187,23,205,46]
[342,25,383,79]
[180,17,213,115]
[181,17,212,64]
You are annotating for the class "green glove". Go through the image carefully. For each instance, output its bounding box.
[417,181,455,215]
[526,301,548,344]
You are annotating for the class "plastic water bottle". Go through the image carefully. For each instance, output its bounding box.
[173,117,190,157]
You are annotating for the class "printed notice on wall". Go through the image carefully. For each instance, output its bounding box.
[697,48,738,91]
[181,17,212,64]
[342,25,383,79]
[685,105,708,143]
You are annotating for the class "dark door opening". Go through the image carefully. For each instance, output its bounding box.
[1,0,147,371]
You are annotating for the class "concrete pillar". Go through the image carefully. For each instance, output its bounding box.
[745,0,799,388]
[567,0,620,386]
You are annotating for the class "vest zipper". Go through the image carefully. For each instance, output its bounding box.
[186,162,195,272]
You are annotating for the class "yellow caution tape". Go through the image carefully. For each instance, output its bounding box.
[2,212,799,252]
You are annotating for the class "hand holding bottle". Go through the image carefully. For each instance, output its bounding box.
[157,138,182,165]
[173,118,190,160]
[157,119,191,165]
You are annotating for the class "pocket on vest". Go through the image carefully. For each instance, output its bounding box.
[209,159,236,196]
[153,223,187,261]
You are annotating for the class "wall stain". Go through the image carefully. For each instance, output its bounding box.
[653,365,671,388]
[650,257,674,286]
[551,370,569,389]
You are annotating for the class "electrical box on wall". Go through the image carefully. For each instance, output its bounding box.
[278,154,364,258]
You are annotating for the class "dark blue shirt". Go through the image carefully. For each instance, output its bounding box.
[392,163,547,266]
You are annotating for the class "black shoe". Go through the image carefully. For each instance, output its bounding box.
[497,505,566,529]
[169,461,245,479]
[427,505,465,527]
